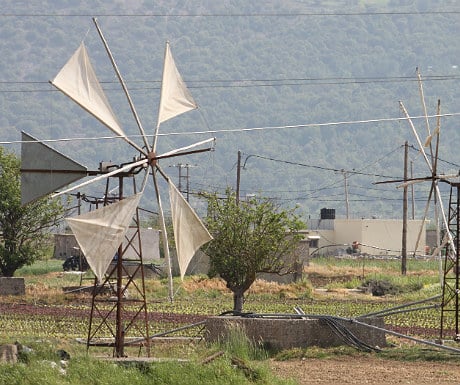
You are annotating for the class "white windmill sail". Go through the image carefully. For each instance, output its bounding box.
[157,42,198,126]
[66,193,142,282]
[169,181,213,280]
[51,42,126,139]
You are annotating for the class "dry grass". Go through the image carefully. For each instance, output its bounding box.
[305,261,380,278]
[248,279,288,294]
[181,276,313,299]
[182,276,228,292]
[13,257,440,305]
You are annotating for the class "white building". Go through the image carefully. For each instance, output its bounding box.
[308,218,427,257]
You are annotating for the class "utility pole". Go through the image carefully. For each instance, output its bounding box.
[410,160,415,219]
[341,169,349,219]
[171,163,193,202]
[236,150,241,205]
[115,176,124,357]
[402,141,408,275]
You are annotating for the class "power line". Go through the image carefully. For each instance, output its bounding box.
[1,11,460,17]
[191,181,407,197]
[3,75,460,85]
[408,144,460,169]
[243,153,400,179]
[2,112,460,144]
[2,74,460,93]
[191,173,435,204]
[231,144,446,204]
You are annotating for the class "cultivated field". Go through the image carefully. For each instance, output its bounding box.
[1,256,460,384]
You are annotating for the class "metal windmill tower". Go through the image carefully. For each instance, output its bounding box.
[20,18,214,357]
[398,69,459,342]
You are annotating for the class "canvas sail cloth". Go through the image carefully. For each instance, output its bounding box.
[169,181,213,279]
[157,42,198,125]
[66,193,142,282]
[50,42,126,140]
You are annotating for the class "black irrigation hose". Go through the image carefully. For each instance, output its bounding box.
[320,316,381,352]
[219,310,255,317]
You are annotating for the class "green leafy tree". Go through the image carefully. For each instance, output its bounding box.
[205,189,305,312]
[0,147,63,277]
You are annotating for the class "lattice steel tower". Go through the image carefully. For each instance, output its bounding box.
[441,182,460,341]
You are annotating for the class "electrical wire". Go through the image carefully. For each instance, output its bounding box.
[3,112,460,145]
[408,144,460,169]
[2,74,460,93]
[1,10,460,17]
[242,153,398,179]
[232,145,409,203]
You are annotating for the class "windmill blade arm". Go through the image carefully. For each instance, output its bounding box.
[156,146,214,162]
[396,179,426,189]
[92,18,151,152]
[436,173,460,181]
[424,134,433,147]
[399,101,433,173]
[430,233,449,258]
[379,174,459,189]
[434,184,456,256]
[411,183,434,256]
[52,158,148,198]
[374,176,432,185]
[151,169,174,300]
[386,173,459,188]
[153,163,169,183]
[157,138,216,159]
[416,68,432,140]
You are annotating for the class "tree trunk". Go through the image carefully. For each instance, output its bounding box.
[0,257,20,277]
[0,265,17,277]
[233,290,244,313]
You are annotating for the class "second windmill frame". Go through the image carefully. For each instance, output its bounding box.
[393,69,459,341]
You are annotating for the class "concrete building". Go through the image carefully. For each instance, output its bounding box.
[307,215,427,257]
[54,227,160,261]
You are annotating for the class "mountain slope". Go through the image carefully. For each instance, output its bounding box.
[1,0,460,220]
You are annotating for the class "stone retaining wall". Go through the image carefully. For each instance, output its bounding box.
[205,316,386,350]
[0,277,25,296]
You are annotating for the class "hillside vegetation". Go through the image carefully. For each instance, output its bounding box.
[1,0,460,220]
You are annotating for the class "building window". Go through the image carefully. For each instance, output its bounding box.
[309,238,319,248]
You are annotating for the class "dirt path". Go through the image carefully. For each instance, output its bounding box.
[270,356,460,385]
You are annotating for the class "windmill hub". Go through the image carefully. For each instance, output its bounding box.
[147,151,157,166]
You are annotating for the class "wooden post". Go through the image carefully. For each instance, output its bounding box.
[236,150,241,205]
[402,142,408,275]
[115,176,125,357]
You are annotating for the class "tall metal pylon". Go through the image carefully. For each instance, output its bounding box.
[441,182,460,341]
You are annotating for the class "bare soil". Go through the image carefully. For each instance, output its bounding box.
[270,355,460,385]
